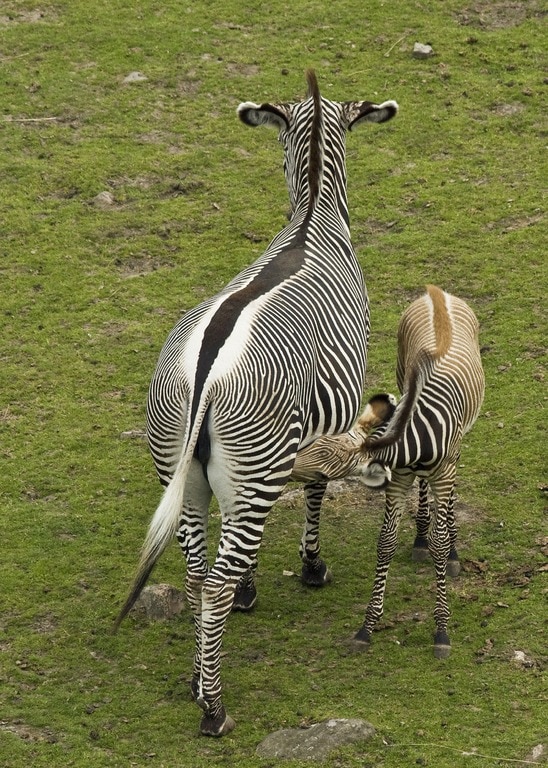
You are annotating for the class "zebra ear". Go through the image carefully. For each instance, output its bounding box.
[237,102,290,131]
[344,100,398,131]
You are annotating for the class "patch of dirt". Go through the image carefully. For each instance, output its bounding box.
[0,719,57,743]
[455,2,543,29]
[114,255,172,278]
[32,614,57,634]
[0,9,54,25]
[485,211,544,233]
[226,62,261,77]
[491,102,525,117]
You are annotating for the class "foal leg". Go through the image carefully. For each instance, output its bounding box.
[355,471,415,645]
[412,478,431,561]
[428,468,456,658]
[300,480,332,586]
[446,485,461,577]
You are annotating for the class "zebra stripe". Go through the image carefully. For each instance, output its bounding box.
[114,70,397,736]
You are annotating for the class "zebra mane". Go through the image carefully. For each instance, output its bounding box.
[427,284,453,359]
[306,69,323,213]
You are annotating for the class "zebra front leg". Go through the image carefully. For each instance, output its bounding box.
[355,473,412,646]
[300,480,332,586]
[428,472,455,658]
[412,478,430,562]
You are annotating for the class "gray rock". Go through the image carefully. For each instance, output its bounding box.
[93,190,115,208]
[131,583,184,621]
[413,42,434,58]
[123,71,148,83]
[256,718,375,760]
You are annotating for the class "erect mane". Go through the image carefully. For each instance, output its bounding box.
[306,69,323,212]
[426,284,452,359]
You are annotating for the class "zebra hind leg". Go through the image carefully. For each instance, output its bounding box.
[300,481,332,586]
[446,486,461,577]
[428,473,455,659]
[412,478,430,562]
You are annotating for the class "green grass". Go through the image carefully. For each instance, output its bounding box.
[1,0,546,766]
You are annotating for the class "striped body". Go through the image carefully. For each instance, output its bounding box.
[356,285,485,656]
[115,71,397,735]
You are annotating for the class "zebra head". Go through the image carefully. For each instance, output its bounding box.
[238,70,398,224]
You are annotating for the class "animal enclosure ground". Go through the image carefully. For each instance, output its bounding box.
[1,0,546,766]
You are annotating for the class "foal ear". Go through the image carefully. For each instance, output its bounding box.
[356,460,392,489]
[237,102,290,131]
[343,100,398,131]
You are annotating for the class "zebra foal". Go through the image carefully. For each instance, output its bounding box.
[114,71,397,736]
[294,285,485,657]
[358,285,485,657]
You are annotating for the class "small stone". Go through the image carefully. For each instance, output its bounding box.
[131,584,184,621]
[93,191,115,208]
[123,71,147,83]
[256,718,375,760]
[413,42,434,58]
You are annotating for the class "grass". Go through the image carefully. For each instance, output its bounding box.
[1,0,546,766]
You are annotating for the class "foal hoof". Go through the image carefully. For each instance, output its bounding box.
[301,560,332,587]
[446,558,461,578]
[434,631,451,659]
[200,711,236,737]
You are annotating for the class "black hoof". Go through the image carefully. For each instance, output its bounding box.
[353,626,372,646]
[434,630,451,659]
[232,582,257,612]
[301,560,332,587]
[200,710,236,737]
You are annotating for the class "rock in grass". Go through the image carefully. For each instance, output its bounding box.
[123,71,148,83]
[413,42,434,58]
[256,718,375,760]
[93,190,115,208]
[131,584,184,621]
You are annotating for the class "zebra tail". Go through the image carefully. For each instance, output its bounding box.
[363,350,435,452]
[113,398,209,633]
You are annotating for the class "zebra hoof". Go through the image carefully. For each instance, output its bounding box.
[434,630,451,659]
[232,582,257,612]
[446,558,461,578]
[301,560,332,587]
[353,626,372,647]
[412,545,430,563]
[200,711,236,738]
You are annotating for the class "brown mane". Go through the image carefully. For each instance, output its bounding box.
[306,69,323,213]
[427,284,452,359]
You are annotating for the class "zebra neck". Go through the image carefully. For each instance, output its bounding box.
[291,191,351,235]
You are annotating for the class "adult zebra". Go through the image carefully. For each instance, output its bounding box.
[114,70,397,736]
